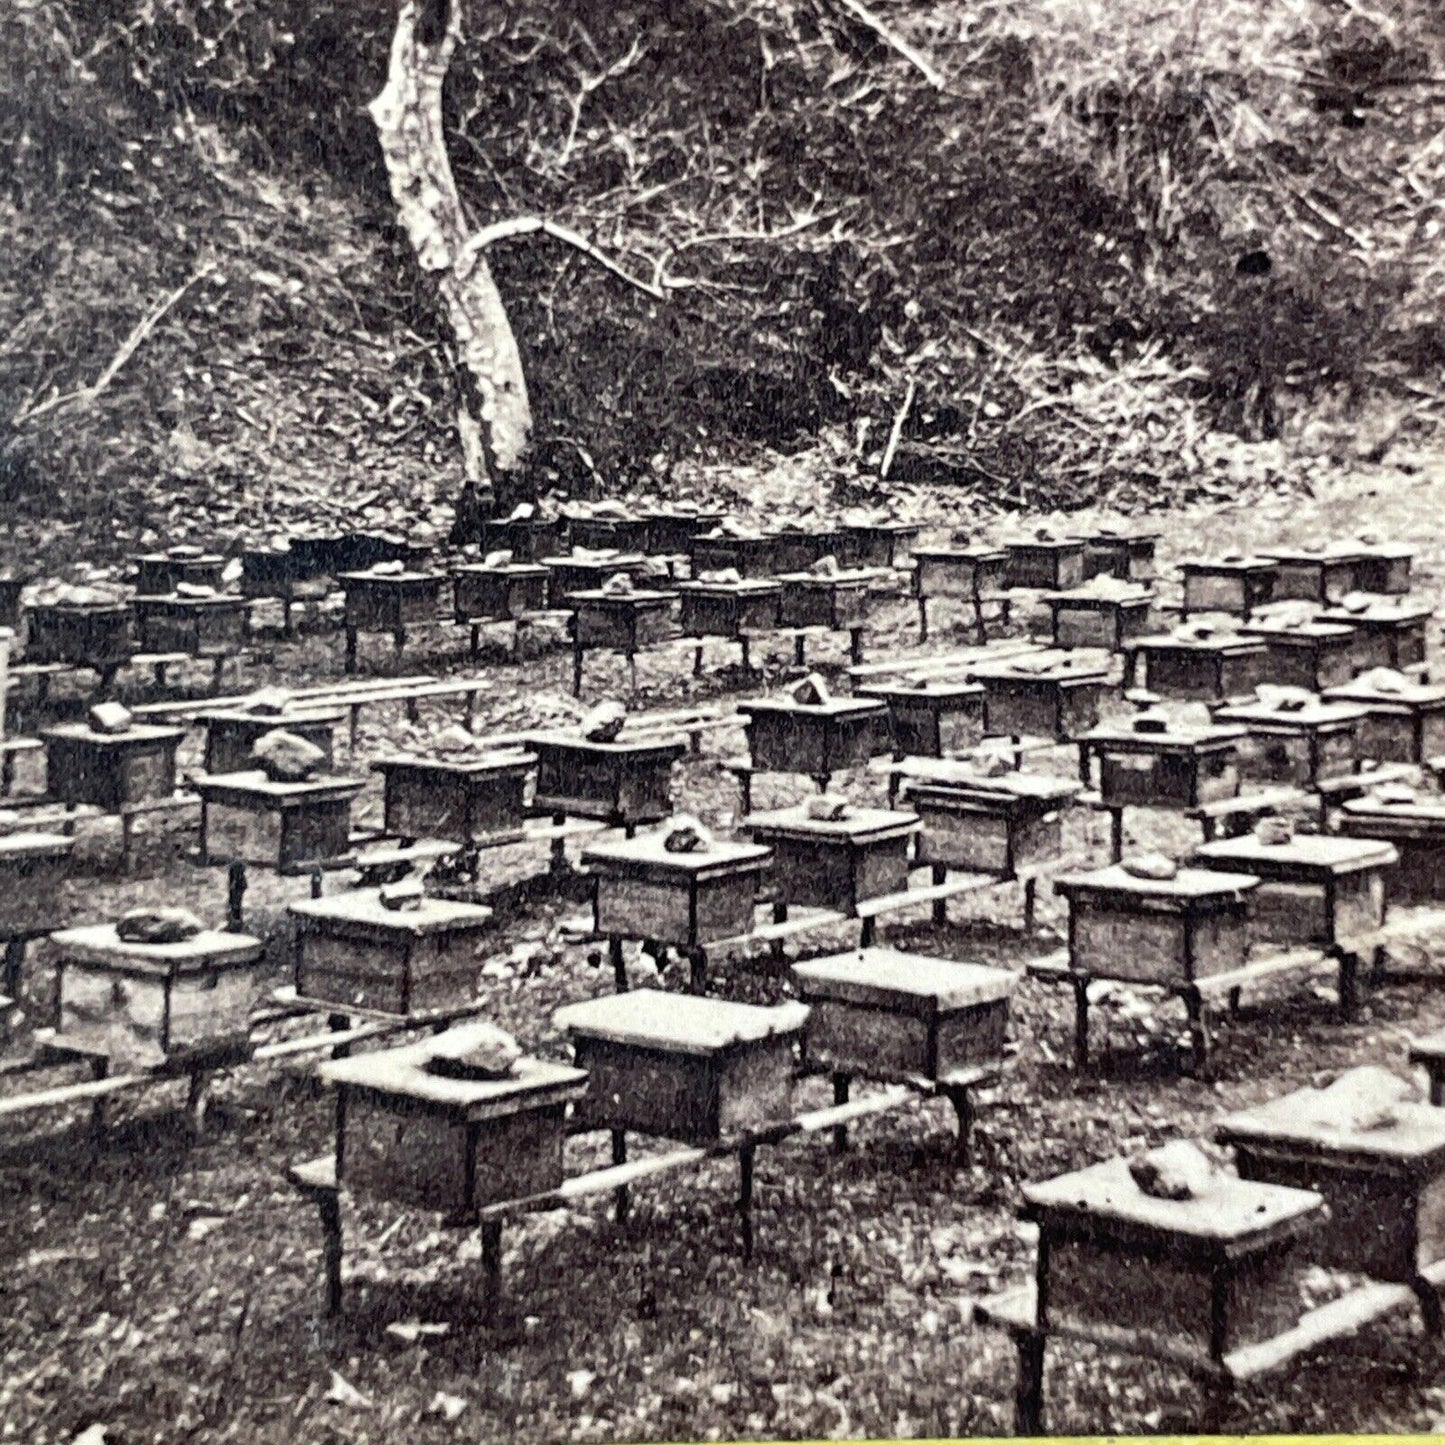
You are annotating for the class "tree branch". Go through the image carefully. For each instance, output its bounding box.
[458,217,669,301]
[826,0,947,90]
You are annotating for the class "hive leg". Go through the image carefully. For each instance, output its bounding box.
[318,1191,344,1317]
[832,1073,851,1154]
[738,1144,756,1262]
[611,1129,630,1223]
[1014,1333,1045,1436]
[481,1219,504,1326]
[1070,976,1090,1070]
[2,937,25,1000]
[942,1082,975,1166]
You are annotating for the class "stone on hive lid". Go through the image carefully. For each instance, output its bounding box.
[1129,1139,1218,1200]
[1339,591,1372,613]
[1256,684,1315,712]
[581,699,628,742]
[663,814,714,853]
[806,793,852,822]
[699,567,743,585]
[1123,852,1178,881]
[1132,712,1170,734]
[89,702,134,735]
[245,686,294,716]
[1355,666,1412,695]
[599,571,636,596]
[508,503,536,521]
[432,723,480,754]
[366,560,406,576]
[789,672,832,707]
[252,728,326,782]
[116,906,206,944]
[1255,815,1294,846]
[483,548,514,567]
[380,879,425,911]
[592,499,630,518]
[809,554,841,578]
[718,518,759,538]
[637,557,670,581]
[570,546,619,562]
[1296,1065,1419,1132]
[174,581,216,599]
[168,544,205,559]
[1372,782,1418,805]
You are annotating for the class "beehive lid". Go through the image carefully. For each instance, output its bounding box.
[526,731,688,759]
[50,923,263,975]
[1182,555,1276,574]
[913,545,1008,561]
[1259,545,1367,565]
[856,678,985,702]
[194,769,367,802]
[540,552,646,568]
[738,695,887,719]
[971,652,1111,682]
[568,587,678,604]
[0,831,74,862]
[196,705,348,726]
[1325,677,1445,707]
[1081,720,1245,751]
[1216,698,1366,729]
[336,569,443,584]
[1217,1089,1445,1173]
[793,947,1015,1016]
[1022,1156,1322,1256]
[43,722,186,746]
[741,803,920,844]
[141,593,243,609]
[451,561,548,578]
[135,550,224,565]
[582,830,771,878]
[320,1047,587,1122]
[841,519,920,535]
[775,569,880,586]
[900,761,1082,804]
[1053,863,1259,903]
[1321,599,1434,624]
[290,890,494,934]
[678,578,781,595]
[555,988,809,1056]
[1006,535,1085,551]
[1087,527,1160,544]
[1194,832,1398,876]
[1044,583,1153,605]
[1242,618,1356,641]
[371,748,536,776]
[1341,795,1445,826]
[1134,631,1265,655]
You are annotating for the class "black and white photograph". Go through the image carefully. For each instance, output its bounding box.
[4,0,1445,1440]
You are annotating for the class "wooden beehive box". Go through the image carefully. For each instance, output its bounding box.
[1192,832,1397,951]
[913,546,1009,600]
[25,601,133,670]
[769,527,843,575]
[451,562,549,622]
[481,514,564,563]
[1259,548,1363,604]
[0,832,73,936]
[372,748,535,847]
[286,535,348,579]
[322,1043,588,1214]
[793,947,1014,1081]
[340,532,432,573]
[541,552,648,606]
[528,732,685,825]
[739,695,891,779]
[1053,863,1258,985]
[1239,617,1358,692]
[1180,556,1277,618]
[571,588,678,652]
[643,510,725,556]
[196,770,365,873]
[555,989,809,1144]
[134,594,248,657]
[52,923,265,1069]
[1084,718,1243,809]
[240,549,303,598]
[974,655,1109,740]
[1130,631,1269,701]
[198,706,343,775]
[1213,698,1365,786]
[776,571,876,631]
[1319,599,1433,671]
[1354,542,1414,595]
[1004,537,1087,591]
[1043,585,1154,651]
[43,721,182,812]
[677,579,782,638]
[567,512,652,554]
[1323,676,1445,762]
[904,769,1080,878]
[1022,1157,1323,1364]
[1218,1080,1445,1283]
[689,532,784,579]
[583,829,770,947]
[837,521,921,570]
[854,677,986,757]
[134,551,227,596]
[1338,795,1445,904]
[742,803,919,916]
[340,571,445,633]
[291,891,495,1016]
[1083,530,1158,583]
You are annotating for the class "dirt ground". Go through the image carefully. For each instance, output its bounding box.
[5,460,1445,1444]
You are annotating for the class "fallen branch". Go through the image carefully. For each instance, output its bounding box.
[879,374,916,481]
[13,266,211,427]
[827,0,947,90]
[458,217,667,301]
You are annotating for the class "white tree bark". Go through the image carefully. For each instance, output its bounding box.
[370,0,532,483]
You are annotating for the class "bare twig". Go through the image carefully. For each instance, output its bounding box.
[826,0,947,90]
[879,374,916,480]
[458,217,668,300]
[12,265,213,427]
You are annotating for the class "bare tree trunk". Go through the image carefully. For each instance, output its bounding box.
[370,0,531,491]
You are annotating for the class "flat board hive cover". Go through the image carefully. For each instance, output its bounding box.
[899,762,1082,806]
[555,988,808,1057]
[195,769,367,805]
[371,749,535,779]
[741,803,920,845]
[337,569,444,585]
[1327,679,1445,708]
[290,891,495,936]
[0,830,73,862]
[1321,600,1434,625]
[738,696,887,721]
[1217,1089,1445,1175]
[793,947,1015,1016]
[1341,796,1445,834]
[43,721,184,749]
[582,831,771,880]
[319,1046,587,1121]
[678,579,781,596]
[1193,833,1398,877]
[1054,862,1260,905]
[1082,721,1245,753]
[1183,556,1277,577]
[1133,631,1266,656]
[49,923,263,974]
[1215,700,1368,731]
[1022,1156,1322,1255]
[526,731,688,762]
[568,587,678,605]
[857,678,985,703]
